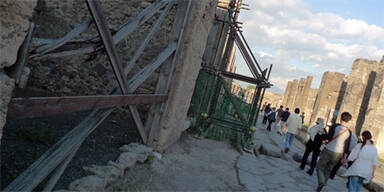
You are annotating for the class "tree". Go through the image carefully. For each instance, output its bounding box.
[246,85,256,90]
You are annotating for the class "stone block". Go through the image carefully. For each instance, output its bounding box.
[83,165,122,185]
[119,143,153,154]
[115,152,139,170]
[68,175,106,192]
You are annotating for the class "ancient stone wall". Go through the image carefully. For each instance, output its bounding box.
[309,72,345,126]
[282,81,292,108]
[286,79,298,111]
[154,0,217,151]
[340,57,384,157]
[262,91,283,109]
[303,88,318,125]
[0,0,37,145]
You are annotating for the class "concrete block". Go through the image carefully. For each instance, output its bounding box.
[83,165,122,184]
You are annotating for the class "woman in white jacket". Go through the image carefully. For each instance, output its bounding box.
[342,131,378,192]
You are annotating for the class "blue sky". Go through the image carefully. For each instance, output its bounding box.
[234,0,384,94]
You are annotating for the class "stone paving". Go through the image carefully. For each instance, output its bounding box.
[237,117,368,192]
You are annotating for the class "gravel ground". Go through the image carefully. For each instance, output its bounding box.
[106,134,244,191]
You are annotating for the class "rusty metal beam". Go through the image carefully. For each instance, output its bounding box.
[7,94,167,120]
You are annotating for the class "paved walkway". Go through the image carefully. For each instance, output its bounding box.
[237,117,368,192]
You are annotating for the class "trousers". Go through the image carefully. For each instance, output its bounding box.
[316,148,343,187]
[300,139,321,173]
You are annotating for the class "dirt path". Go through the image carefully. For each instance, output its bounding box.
[106,134,244,191]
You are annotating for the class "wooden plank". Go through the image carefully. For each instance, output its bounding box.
[127,43,176,92]
[34,19,91,56]
[7,22,35,85]
[4,108,113,191]
[7,94,167,120]
[112,0,171,44]
[212,20,229,68]
[31,0,170,60]
[147,0,193,145]
[128,106,147,143]
[220,71,263,84]
[124,1,174,75]
[234,32,261,78]
[86,0,129,94]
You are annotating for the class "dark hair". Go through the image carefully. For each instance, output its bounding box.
[272,107,276,110]
[280,105,283,108]
[340,112,352,122]
[361,131,373,149]
[294,108,300,114]
[286,108,289,111]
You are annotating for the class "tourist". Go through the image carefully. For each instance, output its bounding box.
[299,118,325,175]
[274,105,284,131]
[266,107,276,131]
[280,108,290,135]
[316,112,353,192]
[262,104,271,124]
[342,131,378,192]
[284,108,302,153]
[300,112,305,124]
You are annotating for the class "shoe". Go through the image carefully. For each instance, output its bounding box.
[306,170,313,175]
[299,165,305,170]
[284,148,289,153]
[316,184,325,192]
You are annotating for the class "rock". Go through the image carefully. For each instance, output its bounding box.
[83,165,122,184]
[258,144,282,159]
[119,143,153,154]
[68,175,106,191]
[152,152,162,160]
[0,72,15,142]
[114,152,139,170]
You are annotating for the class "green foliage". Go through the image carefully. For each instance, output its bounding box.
[379,158,384,164]
[144,154,155,164]
[246,85,256,90]
[17,123,55,144]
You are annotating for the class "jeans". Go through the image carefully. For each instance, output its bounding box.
[316,148,343,187]
[285,133,296,150]
[348,176,364,192]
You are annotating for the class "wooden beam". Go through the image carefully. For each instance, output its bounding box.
[86,0,129,94]
[221,70,263,85]
[7,22,35,85]
[34,19,91,56]
[127,43,176,92]
[234,33,261,79]
[124,1,174,75]
[3,108,113,191]
[31,0,171,60]
[220,77,247,124]
[7,94,167,120]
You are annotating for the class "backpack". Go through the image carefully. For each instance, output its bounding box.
[324,123,352,154]
[268,111,276,121]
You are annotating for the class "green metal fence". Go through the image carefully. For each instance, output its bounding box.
[188,70,258,151]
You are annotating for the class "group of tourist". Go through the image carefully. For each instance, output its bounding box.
[261,104,378,192]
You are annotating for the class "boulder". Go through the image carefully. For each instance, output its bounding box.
[83,165,122,185]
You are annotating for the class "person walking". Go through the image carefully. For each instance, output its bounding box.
[266,107,276,131]
[279,108,290,135]
[342,131,378,192]
[263,104,271,124]
[299,118,326,175]
[274,105,284,131]
[316,112,353,192]
[283,108,302,153]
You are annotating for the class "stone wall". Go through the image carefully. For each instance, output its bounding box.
[262,91,283,109]
[309,72,345,126]
[154,0,217,151]
[0,0,37,145]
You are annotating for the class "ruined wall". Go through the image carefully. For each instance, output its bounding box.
[155,0,218,151]
[0,0,37,145]
[262,91,283,108]
[340,57,384,157]
[286,80,298,110]
[303,88,318,125]
[309,72,345,126]
[282,81,292,108]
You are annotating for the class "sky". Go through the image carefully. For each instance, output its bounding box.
[234,0,384,94]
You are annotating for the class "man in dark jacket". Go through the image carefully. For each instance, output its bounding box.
[279,108,290,134]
